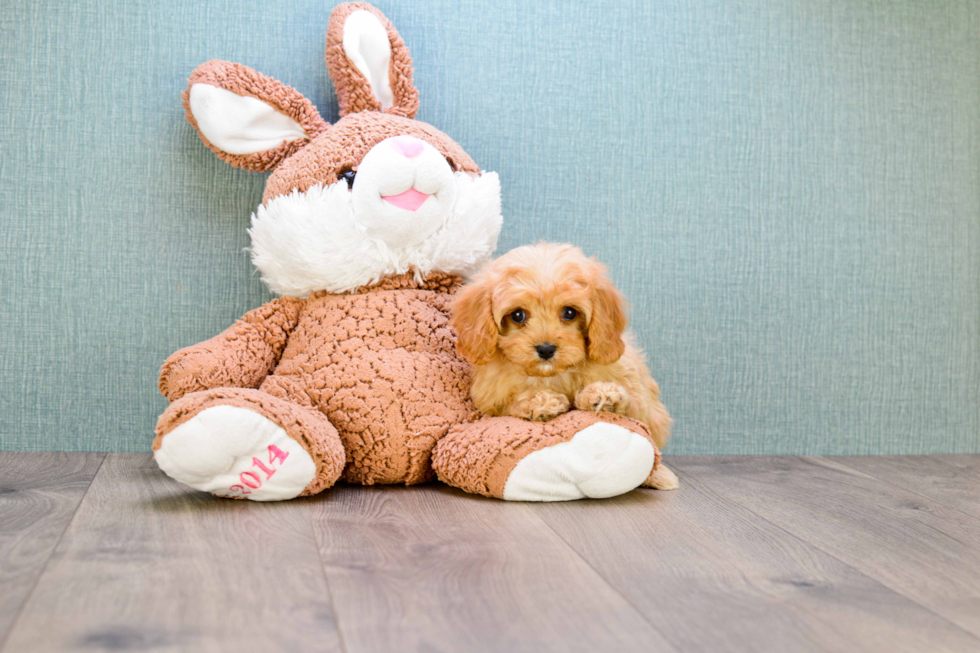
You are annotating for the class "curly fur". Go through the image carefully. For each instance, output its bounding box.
[451,243,674,452]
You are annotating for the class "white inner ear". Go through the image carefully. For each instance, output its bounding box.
[188,84,308,155]
[342,10,394,110]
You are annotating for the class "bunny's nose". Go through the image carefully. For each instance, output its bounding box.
[390,135,425,159]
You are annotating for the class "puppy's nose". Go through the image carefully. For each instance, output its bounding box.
[390,135,425,159]
[535,343,557,360]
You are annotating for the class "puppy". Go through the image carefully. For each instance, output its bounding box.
[451,242,678,490]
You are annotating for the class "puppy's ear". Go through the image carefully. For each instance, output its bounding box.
[451,278,498,366]
[587,273,628,365]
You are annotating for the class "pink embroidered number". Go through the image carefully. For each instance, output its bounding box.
[268,444,289,465]
[227,445,291,496]
[240,471,262,489]
[251,457,276,479]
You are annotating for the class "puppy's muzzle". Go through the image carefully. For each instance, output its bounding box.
[535,343,557,360]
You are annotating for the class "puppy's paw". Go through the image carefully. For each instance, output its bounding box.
[575,382,630,415]
[509,390,571,422]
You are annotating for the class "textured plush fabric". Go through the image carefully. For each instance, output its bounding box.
[158,273,478,485]
[1,0,978,454]
[159,297,303,400]
[432,411,661,498]
[326,1,420,118]
[182,61,330,172]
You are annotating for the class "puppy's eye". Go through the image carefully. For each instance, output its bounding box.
[510,309,527,324]
[561,307,578,321]
[340,170,356,189]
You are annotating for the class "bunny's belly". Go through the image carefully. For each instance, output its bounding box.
[260,285,478,484]
[322,346,476,484]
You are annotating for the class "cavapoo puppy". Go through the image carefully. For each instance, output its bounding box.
[451,242,678,490]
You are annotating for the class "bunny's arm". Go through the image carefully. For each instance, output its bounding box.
[159,297,304,401]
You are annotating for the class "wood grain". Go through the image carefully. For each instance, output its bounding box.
[0,452,104,647]
[6,453,980,652]
[531,469,980,653]
[309,484,677,653]
[675,456,980,639]
[827,455,980,522]
[1,454,343,653]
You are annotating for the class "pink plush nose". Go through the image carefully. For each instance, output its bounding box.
[390,135,424,159]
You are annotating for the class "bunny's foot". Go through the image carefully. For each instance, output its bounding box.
[433,411,660,501]
[153,388,345,501]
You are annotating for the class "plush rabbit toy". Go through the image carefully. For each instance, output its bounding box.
[154,1,665,501]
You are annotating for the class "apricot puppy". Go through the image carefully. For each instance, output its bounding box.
[451,242,678,489]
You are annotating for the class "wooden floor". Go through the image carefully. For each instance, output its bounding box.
[1,454,979,652]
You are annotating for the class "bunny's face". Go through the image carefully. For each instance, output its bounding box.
[182,2,501,297]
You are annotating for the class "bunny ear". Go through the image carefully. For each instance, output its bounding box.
[326,3,420,118]
[183,60,329,172]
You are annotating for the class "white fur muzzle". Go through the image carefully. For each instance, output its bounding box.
[248,171,502,297]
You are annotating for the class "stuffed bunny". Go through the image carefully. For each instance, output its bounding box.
[154,1,664,501]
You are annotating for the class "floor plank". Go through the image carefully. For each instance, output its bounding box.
[932,455,980,475]
[827,455,980,522]
[5,453,979,652]
[1,454,343,653]
[674,456,980,640]
[530,468,980,653]
[309,484,677,653]
[0,453,105,647]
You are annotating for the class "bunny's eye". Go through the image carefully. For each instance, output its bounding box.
[509,309,527,324]
[340,170,356,189]
[561,307,578,321]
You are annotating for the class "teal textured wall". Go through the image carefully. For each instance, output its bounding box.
[1,0,977,454]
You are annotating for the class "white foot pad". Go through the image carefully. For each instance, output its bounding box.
[155,406,316,501]
[502,423,655,502]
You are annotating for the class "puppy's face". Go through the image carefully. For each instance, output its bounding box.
[452,243,628,376]
[495,279,590,376]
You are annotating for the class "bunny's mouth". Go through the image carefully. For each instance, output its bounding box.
[381,188,430,211]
